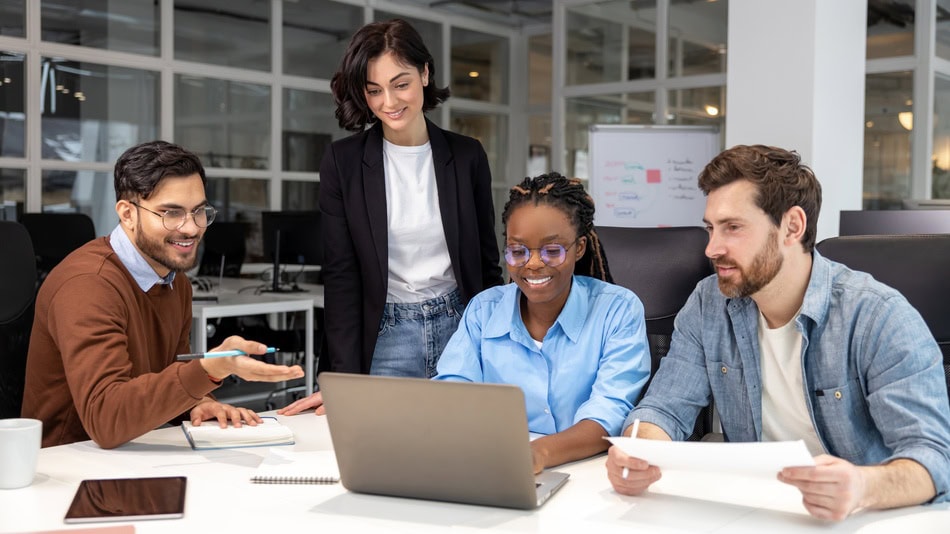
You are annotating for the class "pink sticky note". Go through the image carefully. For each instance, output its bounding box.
[647,169,661,183]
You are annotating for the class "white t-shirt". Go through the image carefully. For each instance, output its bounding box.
[758,310,825,456]
[382,139,457,303]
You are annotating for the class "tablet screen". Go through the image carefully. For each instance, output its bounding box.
[64,476,187,523]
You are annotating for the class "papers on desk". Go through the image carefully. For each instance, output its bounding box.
[181,417,294,450]
[606,437,815,477]
[251,449,340,485]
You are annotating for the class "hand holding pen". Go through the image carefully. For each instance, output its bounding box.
[621,418,640,480]
[176,347,279,361]
[607,417,661,496]
[185,337,303,383]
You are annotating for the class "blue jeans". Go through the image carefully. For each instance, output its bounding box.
[370,289,465,378]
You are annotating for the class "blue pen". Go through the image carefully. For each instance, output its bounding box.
[175,347,279,361]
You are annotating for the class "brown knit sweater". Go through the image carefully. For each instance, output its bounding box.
[22,236,217,448]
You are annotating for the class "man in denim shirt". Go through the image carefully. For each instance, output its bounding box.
[607,145,950,521]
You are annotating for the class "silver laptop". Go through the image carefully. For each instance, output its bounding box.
[319,372,570,510]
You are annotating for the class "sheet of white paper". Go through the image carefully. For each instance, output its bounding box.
[606,437,815,477]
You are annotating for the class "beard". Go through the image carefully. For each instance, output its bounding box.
[715,228,783,299]
[135,219,200,273]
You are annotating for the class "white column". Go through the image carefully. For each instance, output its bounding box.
[726,0,866,240]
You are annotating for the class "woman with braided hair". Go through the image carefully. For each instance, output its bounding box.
[436,172,650,473]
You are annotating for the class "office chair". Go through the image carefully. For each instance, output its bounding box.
[198,222,247,277]
[19,212,96,285]
[595,226,715,439]
[0,221,38,418]
[816,234,950,408]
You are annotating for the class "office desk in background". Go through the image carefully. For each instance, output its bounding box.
[2,414,946,534]
[191,278,324,395]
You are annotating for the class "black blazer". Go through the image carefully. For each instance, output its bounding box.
[319,119,503,374]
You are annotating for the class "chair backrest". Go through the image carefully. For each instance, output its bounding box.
[198,222,247,277]
[595,226,714,438]
[19,212,96,284]
[0,221,38,418]
[816,234,950,401]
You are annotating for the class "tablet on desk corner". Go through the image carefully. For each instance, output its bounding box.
[64,476,187,524]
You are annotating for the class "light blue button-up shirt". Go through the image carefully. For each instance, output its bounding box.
[109,225,175,292]
[436,275,650,436]
[629,251,950,503]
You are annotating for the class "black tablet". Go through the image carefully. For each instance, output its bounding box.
[64,476,187,523]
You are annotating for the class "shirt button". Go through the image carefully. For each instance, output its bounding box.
[721,366,728,374]
[544,409,550,414]
[834,391,842,400]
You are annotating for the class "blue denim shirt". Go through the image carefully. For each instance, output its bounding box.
[628,251,950,502]
[436,275,650,436]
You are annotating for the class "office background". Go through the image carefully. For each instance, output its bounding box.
[0,0,946,259]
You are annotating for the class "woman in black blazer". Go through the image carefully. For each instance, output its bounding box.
[280,19,502,415]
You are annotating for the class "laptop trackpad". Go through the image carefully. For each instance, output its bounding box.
[535,470,570,506]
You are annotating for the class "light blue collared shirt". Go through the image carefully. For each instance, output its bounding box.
[435,275,650,436]
[630,251,950,503]
[109,225,175,292]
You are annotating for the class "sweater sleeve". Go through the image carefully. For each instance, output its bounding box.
[47,274,217,449]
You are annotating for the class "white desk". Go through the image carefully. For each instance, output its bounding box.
[191,278,324,395]
[2,415,946,534]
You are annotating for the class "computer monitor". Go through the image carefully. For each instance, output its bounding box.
[261,211,322,293]
[838,209,950,236]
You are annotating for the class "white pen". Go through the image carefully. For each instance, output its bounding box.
[622,418,640,480]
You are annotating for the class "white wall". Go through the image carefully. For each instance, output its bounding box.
[727,0,867,240]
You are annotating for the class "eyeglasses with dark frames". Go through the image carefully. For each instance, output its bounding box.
[130,202,217,231]
[504,241,578,268]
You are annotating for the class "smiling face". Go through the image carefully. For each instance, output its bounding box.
[364,51,429,146]
[118,173,208,277]
[505,203,587,315]
[703,180,784,298]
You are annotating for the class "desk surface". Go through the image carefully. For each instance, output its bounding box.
[2,414,947,534]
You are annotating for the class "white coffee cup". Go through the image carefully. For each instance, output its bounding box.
[0,418,42,489]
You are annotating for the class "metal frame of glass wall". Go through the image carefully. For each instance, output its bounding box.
[0,0,517,259]
[549,0,728,180]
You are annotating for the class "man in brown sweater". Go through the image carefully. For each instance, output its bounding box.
[22,140,304,448]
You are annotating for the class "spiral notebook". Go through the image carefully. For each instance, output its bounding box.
[251,449,340,485]
[181,416,294,450]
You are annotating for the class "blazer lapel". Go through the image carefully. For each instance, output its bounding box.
[362,124,388,286]
[427,120,462,271]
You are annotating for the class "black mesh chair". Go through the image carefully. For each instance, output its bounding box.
[20,212,96,285]
[198,222,247,277]
[0,221,38,418]
[595,226,714,439]
[816,234,950,407]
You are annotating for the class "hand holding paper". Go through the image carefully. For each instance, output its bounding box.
[606,437,815,477]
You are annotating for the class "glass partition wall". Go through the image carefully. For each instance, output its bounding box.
[3,0,515,262]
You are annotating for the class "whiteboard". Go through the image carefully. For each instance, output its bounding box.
[588,125,720,228]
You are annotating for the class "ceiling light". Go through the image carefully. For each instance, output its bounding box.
[468,71,479,78]
[704,105,719,116]
[898,111,913,130]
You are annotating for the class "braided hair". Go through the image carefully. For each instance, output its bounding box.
[502,172,612,283]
